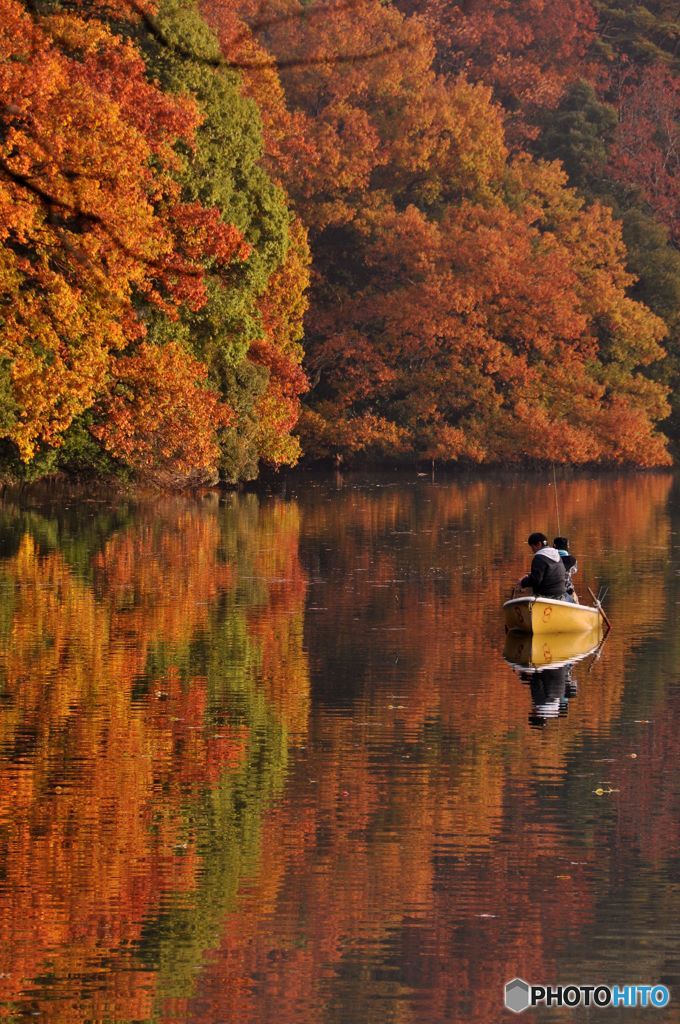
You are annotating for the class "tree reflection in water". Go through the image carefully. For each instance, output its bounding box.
[0,473,678,1024]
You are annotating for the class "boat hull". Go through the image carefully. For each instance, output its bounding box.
[504,628,603,670]
[503,595,604,634]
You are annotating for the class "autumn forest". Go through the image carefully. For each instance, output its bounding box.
[1,0,679,485]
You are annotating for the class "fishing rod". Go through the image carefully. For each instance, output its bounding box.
[552,462,561,536]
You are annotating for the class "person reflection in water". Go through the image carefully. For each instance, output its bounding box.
[518,532,567,599]
[520,665,578,728]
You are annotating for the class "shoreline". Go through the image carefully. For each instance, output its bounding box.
[0,460,674,506]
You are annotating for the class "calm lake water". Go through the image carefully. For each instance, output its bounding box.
[0,471,679,1023]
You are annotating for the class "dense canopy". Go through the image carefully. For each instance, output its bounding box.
[0,0,678,482]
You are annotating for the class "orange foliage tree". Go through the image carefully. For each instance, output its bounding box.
[398,0,598,141]
[0,0,295,484]
[92,341,234,486]
[227,0,669,467]
[0,0,180,457]
[1,0,674,478]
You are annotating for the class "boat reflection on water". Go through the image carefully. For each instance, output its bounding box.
[504,629,605,728]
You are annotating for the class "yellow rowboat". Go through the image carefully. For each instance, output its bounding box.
[503,628,604,671]
[503,594,607,635]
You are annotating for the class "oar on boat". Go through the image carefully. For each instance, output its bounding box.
[587,586,612,633]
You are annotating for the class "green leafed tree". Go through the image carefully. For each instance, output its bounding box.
[534,81,618,194]
[592,0,680,70]
[137,0,299,481]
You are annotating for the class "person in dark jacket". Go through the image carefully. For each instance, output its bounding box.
[518,532,567,598]
[553,536,577,603]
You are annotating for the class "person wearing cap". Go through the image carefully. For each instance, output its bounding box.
[517,532,567,599]
[553,536,578,603]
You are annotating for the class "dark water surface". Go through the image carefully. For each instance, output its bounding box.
[0,472,679,1023]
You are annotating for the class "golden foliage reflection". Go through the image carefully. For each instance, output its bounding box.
[0,496,309,1022]
[1,475,678,1024]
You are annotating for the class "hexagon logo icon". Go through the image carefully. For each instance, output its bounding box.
[505,978,531,1014]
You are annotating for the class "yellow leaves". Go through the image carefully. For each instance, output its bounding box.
[597,297,668,368]
[93,341,233,486]
[0,0,673,477]
[299,407,410,458]
[40,11,113,54]
[0,0,225,467]
[509,154,584,225]
[260,216,311,352]
[441,75,508,197]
